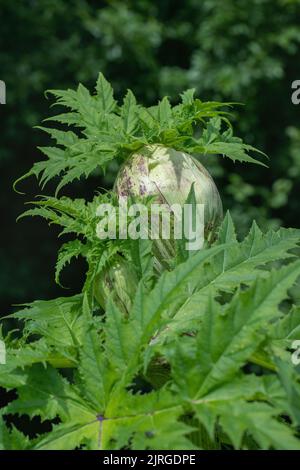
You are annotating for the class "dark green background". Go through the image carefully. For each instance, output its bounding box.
[1,0,300,316]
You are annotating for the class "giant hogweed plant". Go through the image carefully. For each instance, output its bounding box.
[1,74,300,450]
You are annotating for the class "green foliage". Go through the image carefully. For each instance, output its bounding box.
[2,0,300,318]
[1,214,300,450]
[15,75,265,194]
[17,192,133,294]
[1,4,300,447]
[157,213,300,338]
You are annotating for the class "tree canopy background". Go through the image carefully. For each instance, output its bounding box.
[1,0,300,316]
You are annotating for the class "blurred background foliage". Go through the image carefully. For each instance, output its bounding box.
[1,0,300,315]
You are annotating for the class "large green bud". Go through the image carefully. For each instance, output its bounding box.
[114,144,223,269]
[93,255,138,315]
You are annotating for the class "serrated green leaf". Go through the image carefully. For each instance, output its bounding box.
[121,90,138,134]
[55,239,87,286]
[165,220,300,336]
[95,72,116,113]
